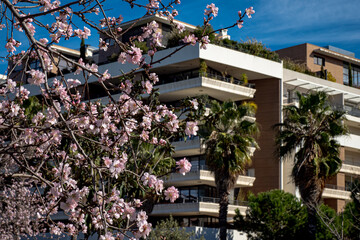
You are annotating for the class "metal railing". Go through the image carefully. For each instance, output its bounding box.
[343,160,360,167]
[325,184,351,191]
[158,71,256,88]
[176,196,248,206]
[343,105,360,118]
[189,165,209,172]
[331,104,360,118]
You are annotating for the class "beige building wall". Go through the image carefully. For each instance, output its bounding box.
[277,43,345,85]
[305,43,344,84]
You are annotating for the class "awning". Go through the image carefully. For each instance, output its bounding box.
[284,78,360,104]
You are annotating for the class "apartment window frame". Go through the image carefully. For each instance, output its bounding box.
[314,55,325,66]
[104,38,115,46]
[29,60,42,71]
[344,62,360,87]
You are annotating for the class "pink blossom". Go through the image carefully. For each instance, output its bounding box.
[98,70,111,82]
[159,139,167,146]
[5,38,21,53]
[176,23,185,33]
[164,186,179,203]
[149,73,159,83]
[27,69,46,85]
[127,46,143,65]
[200,36,210,50]
[204,3,219,17]
[185,121,199,136]
[183,34,197,46]
[99,38,109,51]
[176,158,192,175]
[190,99,199,110]
[136,220,152,238]
[118,52,127,64]
[237,20,244,29]
[74,26,91,39]
[154,179,164,194]
[142,80,153,94]
[100,232,115,240]
[67,79,81,88]
[148,50,155,57]
[103,156,112,167]
[6,79,16,93]
[245,7,255,18]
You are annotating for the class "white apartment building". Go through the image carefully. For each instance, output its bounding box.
[15,15,360,239]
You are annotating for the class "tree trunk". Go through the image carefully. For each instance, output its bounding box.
[219,188,229,240]
[307,206,317,240]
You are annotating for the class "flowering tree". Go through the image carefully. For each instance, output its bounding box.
[0,0,254,239]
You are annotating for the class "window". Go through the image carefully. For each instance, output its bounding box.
[29,61,42,70]
[314,56,325,66]
[343,65,349,85]
[344,63,360,87]
[104,38,115,46]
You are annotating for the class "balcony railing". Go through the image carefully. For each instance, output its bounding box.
[158,72,255,88]
[175,196,248,207]
[325,184,351,191]
[331,104,360,118]
[344,160,360,167]
[189,165,209,172]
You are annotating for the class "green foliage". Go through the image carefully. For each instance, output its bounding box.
[316,204,342,240]
[282,58,316,76]
[107,52,119,62]
[343,202,360,239]
[241,73,248,85]
[214,38,281,62]
[275,91,348,238]
[327,71,337,82]
[193,25,216,43]
[148,216,204,240]
[199,59,208,76]
[321,65,326,79]
[276,92,347,205]
[167,25,216,49]
[201,100,259,240]
[134,40,149,53]
[234,190,307,240]
[166,28,191,48]
[21,96,43,120]
[343,180,360,239]
[234,190,346,240]
[203,100,259,174]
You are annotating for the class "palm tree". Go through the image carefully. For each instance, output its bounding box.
[202,100,259,240]
[275,91,347,240]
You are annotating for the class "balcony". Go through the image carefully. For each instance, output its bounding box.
[163,166,255,188]
[172,137,204,157]
[157,73,256,102]
[151,196,248,217]
[340,161,360,176]
[337,134,360,151]
[322,184,351,200]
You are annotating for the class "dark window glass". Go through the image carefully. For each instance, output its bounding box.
[314,56,324,66]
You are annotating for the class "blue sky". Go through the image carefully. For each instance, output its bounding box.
[1,0,360,73]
